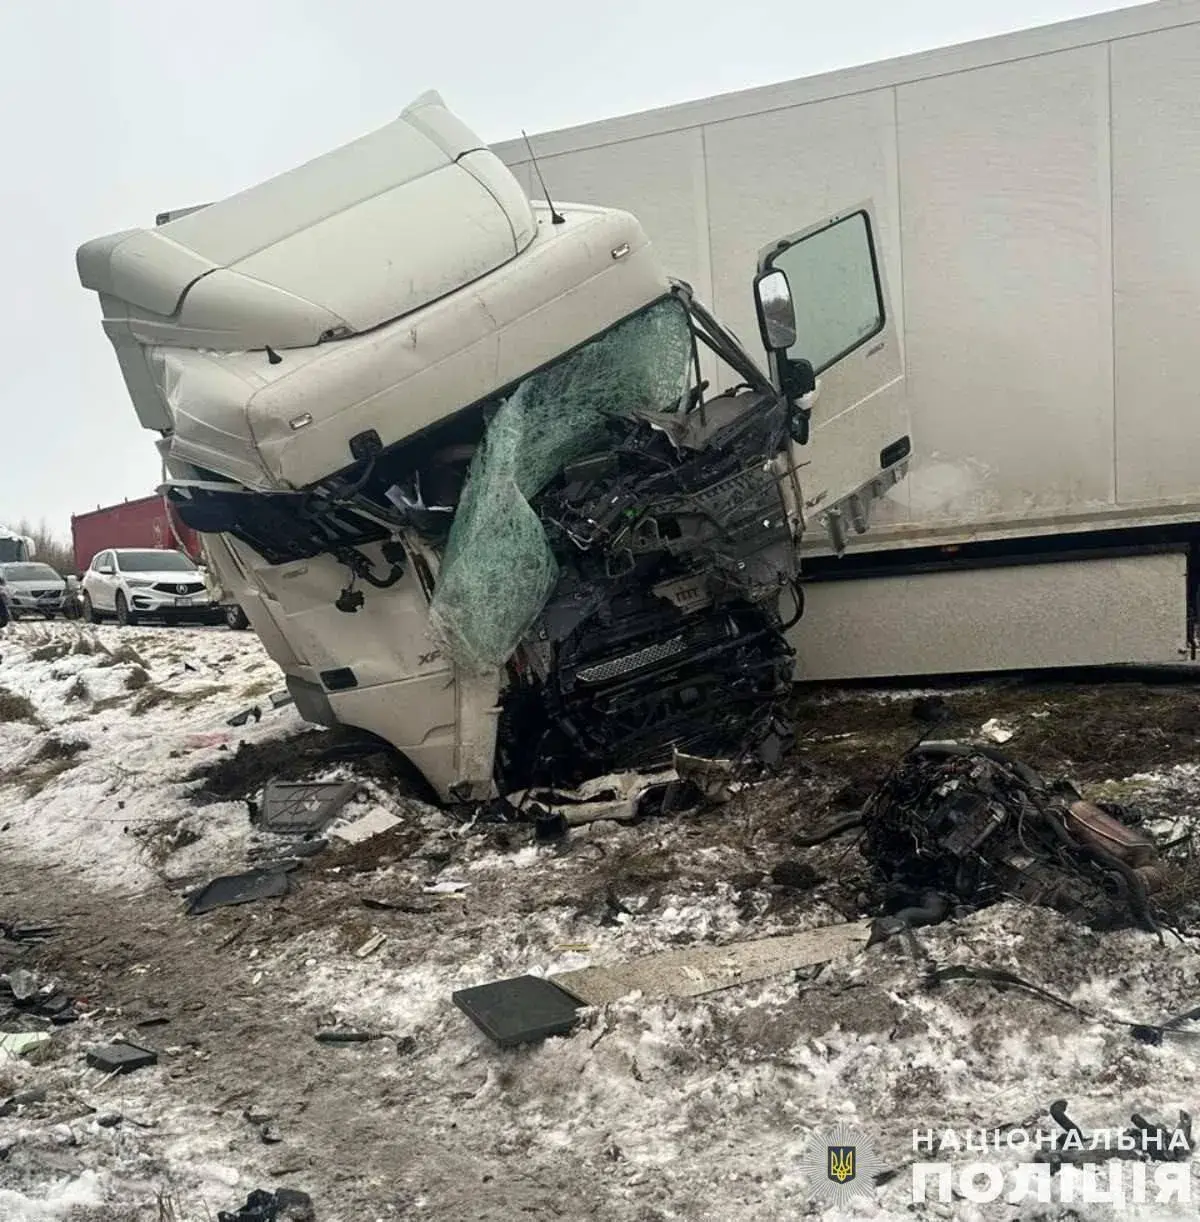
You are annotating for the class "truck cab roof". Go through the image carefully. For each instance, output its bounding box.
[77,94,670,491]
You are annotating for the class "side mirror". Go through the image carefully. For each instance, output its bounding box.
[754,266,816,445]
[753,268,797,352]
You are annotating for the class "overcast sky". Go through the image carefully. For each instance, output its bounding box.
[0,0,1153,539]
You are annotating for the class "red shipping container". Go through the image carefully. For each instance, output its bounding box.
[71,495,202,575]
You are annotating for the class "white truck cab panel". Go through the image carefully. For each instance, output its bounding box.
[78,92,905,805]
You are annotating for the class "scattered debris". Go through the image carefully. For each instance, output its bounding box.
[423,880,469,895]
[268,690,294,709]
[981,717,1016,744]
[354,932,387,958]
[452,975,585,1047]
[7,967,37,1001]
[218,1187,315,1222]
[1035,1099,1193,1167]
[510,767,685,827]
[86,1041,158,1075]
[256,780,359,835]
[856,744,1171,932]
[314,1030,385,1045]
[674,751,738,804]
[227,705,264,728]
[552,920,871,1006]
[0,1088,47,1117]
[361,895,435,915]
[0,1031,51,1059]
[187,866,293,915]
[329,809,401,845]
[0,920,60,943]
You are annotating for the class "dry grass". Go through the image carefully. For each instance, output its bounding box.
[125,665,152,691]
[0,734,89,797]
[131,683,224,717]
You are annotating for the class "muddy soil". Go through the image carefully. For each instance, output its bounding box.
[5,671,1200,1219]
[0,859,610,1222]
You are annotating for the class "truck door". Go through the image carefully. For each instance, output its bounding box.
[754,203,908,554]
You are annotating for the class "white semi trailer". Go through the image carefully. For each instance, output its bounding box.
[495,0,1200,679]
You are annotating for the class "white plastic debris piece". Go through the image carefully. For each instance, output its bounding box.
[552,920,872,1006]
[508,767,680,826]
[0,1031,51,1059]
[423,880,469,894]
[329,809,402,845]
[981,718,1015,744]
[355,932,387,958]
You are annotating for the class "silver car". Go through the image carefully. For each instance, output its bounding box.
[0,561,67,619]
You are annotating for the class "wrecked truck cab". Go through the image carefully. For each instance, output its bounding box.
[76,91,905,806]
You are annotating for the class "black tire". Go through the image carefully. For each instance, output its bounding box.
[225,604,250,631]
[81,593,98,623]
[114,592,138,627]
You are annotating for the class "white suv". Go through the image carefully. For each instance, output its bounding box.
[81,548,221,627]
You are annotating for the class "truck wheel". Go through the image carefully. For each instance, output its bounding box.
[225,604,250,631]
[115,592,138,627]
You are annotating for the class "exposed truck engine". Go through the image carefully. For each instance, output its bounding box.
[76,92,908,805]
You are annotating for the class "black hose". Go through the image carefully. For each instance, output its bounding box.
[794,812,865,846]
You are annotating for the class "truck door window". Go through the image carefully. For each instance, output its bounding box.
[768,211,883,375]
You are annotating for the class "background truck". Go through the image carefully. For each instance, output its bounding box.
[71,494,201,573]
[494,0,1200,680]
[76,91,907,804]
[0,526,36,564]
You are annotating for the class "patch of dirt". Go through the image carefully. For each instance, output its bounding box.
[187,728,432,805]
[790,680,1200,786]
[0,686,38,724]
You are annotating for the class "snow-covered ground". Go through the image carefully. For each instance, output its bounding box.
[2,620,1200,1221]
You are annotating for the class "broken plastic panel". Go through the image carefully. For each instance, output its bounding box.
[428,298,693,673]
[258,780,359,835]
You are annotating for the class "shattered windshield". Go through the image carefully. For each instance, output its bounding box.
[429,297,694,672]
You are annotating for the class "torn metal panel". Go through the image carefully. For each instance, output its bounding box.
[552,920,872,1006]
[508,767,680,826]
[186,866,292,915]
